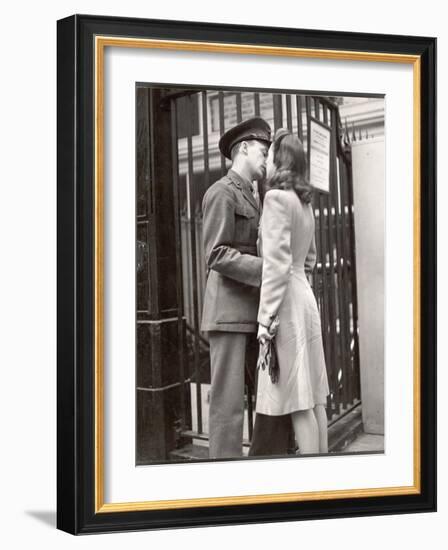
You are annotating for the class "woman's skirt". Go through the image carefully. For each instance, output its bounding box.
[255,268,330,416]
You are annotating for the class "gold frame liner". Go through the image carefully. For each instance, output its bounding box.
[94,36,421,513]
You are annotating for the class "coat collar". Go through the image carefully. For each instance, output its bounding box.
[227,169,260,212]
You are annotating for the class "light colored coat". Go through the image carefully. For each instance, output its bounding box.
[256,189,329,414]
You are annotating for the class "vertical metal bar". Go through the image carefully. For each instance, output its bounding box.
[340,147,361,401]
[323,104,344,413]
[182,210,193,326]
[321,102,338,417]
[313,97,320,119]
[329,108,351,409]
[187,94,203,433]
[170,98,187,430]
[339,149,359,408]
[309,96,335,418]
[338,156,354,405]
[197,216,206,321]
[286,95,293,131]
[202,91,210,192]
[305,96,312,126]
[246,384,254,441]
[218,92,226,176]
[273,94,283,131]
[197,92,210,337]
[254,93,260,116]
[296,95,303,141]
[306,96,319,303]
[236,93,242,123]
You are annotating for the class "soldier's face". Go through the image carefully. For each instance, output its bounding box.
[266,144,275,180]
[246,140,269,180]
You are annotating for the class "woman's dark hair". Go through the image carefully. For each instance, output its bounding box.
[267,128,313,204]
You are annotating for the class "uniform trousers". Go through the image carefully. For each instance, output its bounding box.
[208,331,294,459]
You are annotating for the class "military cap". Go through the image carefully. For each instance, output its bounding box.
[218,117,271,160]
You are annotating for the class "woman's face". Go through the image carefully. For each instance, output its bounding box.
[266,144,275,180]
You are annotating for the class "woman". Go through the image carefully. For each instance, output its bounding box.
[255,128,330,455]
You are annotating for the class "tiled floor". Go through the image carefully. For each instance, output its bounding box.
[344,432,384,453]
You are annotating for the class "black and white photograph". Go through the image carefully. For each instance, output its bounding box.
[136,85,386,464]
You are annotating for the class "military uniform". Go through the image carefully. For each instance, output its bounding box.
[201,169,262,458]
[201,170,262,333]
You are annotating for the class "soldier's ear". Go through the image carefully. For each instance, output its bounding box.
[240,141,248,155]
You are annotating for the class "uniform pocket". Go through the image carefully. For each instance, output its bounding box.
[235,204,255,219]
[216,276,259,325]
[234,204,256,243]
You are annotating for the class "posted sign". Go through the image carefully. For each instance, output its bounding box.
[309,119,331,193]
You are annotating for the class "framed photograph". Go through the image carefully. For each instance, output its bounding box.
[57,14,436,534]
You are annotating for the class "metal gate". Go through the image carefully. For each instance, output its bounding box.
[168,89,361,450]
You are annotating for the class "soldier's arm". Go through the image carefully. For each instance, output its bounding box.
[202,183,262,287]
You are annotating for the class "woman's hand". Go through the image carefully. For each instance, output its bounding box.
[257,323,272,344]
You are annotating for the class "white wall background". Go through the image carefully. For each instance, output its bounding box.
[352,137,385,435]
[0,1,443,548]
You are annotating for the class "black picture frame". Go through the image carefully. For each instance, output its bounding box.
[57,14,436,534]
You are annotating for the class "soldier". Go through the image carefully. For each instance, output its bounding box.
[201,117,292,459]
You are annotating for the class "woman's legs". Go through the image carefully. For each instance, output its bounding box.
[291,409,319,454]
[291,405,328,454]
[313,404,328,453]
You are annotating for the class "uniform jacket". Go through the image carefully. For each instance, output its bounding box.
[201,169,263,333]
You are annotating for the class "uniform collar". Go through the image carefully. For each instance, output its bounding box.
[228,169,253,191]
[228,169,260,212]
